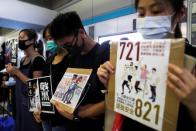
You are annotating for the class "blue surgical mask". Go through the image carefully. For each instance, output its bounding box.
[136,15,173,39]
[46,40,58,53]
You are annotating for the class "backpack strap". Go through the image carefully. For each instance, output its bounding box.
[29,55,45,78]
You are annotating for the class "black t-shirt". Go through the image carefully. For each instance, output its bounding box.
[20,56,46,78]
[31,57,46,71]
[40,54,69,126]
[66,43,109,131]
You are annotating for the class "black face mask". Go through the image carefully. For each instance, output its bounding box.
[18,40,32,50]
[62,36,84,57]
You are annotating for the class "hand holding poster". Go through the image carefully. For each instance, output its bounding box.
[38,76,55,114]
[107,38,185,131]
[51,68,92,114]
[27,78,40,112]
[27,76,55,114]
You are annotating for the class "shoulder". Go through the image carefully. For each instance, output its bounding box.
[32,55,45,64]
[99,40,110,51]
[31,55,46,68]
[96,40,110,59]
[46,53,56,64]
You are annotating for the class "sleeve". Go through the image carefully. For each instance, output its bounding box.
[100,40,110,63]
[31,56,46,72]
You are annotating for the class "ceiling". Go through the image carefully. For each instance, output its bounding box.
[0,0,80,36]
[18,0,79,10]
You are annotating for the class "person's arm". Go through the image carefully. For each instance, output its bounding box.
[167,64,196,123]
[78,101,105,118]
[54,101,105,120]
[6,63,29,84]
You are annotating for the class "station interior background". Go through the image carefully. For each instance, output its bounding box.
[0,0,195,130]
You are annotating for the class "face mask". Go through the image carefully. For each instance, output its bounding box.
[136,15,173,39]
[46,40,58,53]
[18,40,32,50]
[62,36,84,57]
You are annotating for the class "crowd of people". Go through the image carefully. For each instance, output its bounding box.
[0,0,195,131]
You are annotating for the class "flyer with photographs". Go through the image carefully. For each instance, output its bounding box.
[27,76,55,114]
[51,68,92,114]
[4,39,18,66]
[114,39,171,130]
[38,76,55,114]
[27,78,40,112]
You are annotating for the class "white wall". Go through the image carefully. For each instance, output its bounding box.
[85,13,137,42]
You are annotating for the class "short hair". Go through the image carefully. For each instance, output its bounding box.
[50,11,84,40]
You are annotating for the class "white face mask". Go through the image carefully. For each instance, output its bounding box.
[136,15,173,39]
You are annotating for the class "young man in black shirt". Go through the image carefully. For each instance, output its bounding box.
[50,11,109,131]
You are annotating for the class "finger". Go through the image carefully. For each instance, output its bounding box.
[105,61,114,70]
[101,62,115,74]
[38,106,41,111]
[98,69,110,80]
[168,72,188,93]
[169,64,187,83]
[167,80,185,100]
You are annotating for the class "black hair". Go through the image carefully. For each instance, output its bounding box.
[152,68,156,71]
[19,29,38,41]
[43,24,51,39]
[19,29,43,55]
[73,74,78,78]
[50,11,84,40]
[135,0,185,38]
[36,40,44,55]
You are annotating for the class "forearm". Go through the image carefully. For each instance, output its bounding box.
[79,101,105,118]
[14,69,29,84]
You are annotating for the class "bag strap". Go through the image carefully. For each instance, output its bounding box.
[30,54,45,65]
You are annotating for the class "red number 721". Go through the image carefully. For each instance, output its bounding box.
[119,41,140,61]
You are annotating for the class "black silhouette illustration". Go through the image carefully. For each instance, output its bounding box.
[62,75,83,104]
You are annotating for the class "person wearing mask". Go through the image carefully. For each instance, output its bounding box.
[43,24,59,58]
[50,11,109,131]
[97,0,196,130]
[34,24,68,131]
[6,29,45,131]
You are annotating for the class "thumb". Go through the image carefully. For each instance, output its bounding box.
[38,106,41,111]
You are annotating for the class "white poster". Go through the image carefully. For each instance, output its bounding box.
[51,68,92,114]
[114,39,171,130]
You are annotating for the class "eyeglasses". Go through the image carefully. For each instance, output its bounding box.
[55,35,77,47]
